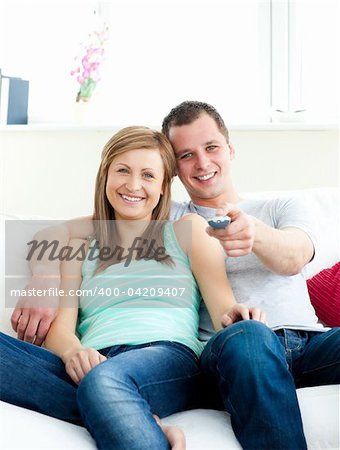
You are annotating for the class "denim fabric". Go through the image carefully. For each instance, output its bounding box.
[275,327,340,387]
[0,333,201,450]
[1,325,339,450]
[0,332,81,424]
[201,321,340,450]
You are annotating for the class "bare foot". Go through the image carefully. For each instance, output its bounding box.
[153,415,186,450]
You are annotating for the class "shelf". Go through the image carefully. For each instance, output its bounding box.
[0,123,338,132]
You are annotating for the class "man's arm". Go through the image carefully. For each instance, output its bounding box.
[252,221,314,276]
[207,203,314,276]
[176,214,266,330]
[11,216,94,345]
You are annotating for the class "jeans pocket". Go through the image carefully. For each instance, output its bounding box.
[285,329,309,352]
[166,340,199,360]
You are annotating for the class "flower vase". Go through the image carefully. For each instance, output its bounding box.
[73,99,91,125]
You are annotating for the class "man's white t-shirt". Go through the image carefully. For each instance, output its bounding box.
[170,196,327,341]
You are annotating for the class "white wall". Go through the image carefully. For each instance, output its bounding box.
[1,127,338,218]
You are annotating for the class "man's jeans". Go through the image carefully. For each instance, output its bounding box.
[200,321,340,450]
[0,333,201,450]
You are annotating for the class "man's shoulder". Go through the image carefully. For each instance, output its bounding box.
[240,195,301,216]
[170,200,191,220]
[241,194,316,239]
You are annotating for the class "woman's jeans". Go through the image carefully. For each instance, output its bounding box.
[200,321,340,450]
[0,333,201,450]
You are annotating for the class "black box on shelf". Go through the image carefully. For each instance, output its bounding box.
[0,71,29,125]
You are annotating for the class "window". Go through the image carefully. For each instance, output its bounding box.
[293,0,339,122]
[271,0,339,122]
[95,0,270,125]
[0,0,338,125]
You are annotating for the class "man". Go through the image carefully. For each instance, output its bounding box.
[161,102,339,449]
[9,101,340,449]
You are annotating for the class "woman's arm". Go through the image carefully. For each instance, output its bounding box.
[174,214,265,331]
[44,239,106,384]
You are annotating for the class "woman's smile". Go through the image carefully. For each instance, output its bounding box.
[106,148,165,221]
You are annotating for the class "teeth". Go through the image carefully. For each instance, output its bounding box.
[196,172,215,181]
[121,194,143,202]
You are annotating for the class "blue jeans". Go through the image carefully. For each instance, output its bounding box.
[200,321,340,450]
[0,333,201,450]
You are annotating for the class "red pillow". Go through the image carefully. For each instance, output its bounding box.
[307,262,340,327]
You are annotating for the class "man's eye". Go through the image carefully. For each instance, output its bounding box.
[179,153,192,160]
[206,145,217,151]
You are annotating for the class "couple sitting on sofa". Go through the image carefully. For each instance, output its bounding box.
[1,101,339,450]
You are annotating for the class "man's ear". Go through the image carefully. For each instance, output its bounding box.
[228,142,236,160]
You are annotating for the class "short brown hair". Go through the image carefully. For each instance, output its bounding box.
[162,101,229,143]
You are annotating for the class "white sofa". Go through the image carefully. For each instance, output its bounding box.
[1,187,339,449]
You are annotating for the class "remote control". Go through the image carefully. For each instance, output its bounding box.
[207,215,231,229]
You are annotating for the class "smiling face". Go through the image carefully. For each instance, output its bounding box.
[105,148,165,221]
[168,113,235,206]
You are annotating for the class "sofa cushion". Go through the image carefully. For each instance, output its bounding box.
[0,214,61,338]
[1,384,339,450]
[307,262,340,327]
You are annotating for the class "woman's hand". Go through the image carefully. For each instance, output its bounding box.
[221,304,267,328]
[63,347,107,385]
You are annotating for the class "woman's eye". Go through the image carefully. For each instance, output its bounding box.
[117,168,128,173]
[143,172,154,179]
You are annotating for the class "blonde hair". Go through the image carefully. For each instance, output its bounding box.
[93,126,176,272]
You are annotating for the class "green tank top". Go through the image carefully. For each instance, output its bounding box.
[77,222,204,356]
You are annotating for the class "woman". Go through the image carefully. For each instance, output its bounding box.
[1,126,257,449]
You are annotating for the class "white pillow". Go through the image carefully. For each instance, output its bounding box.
[0,214,62,336]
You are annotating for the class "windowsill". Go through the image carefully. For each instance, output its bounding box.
[0,123,338,132]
